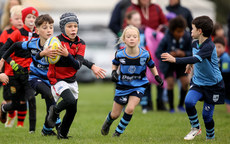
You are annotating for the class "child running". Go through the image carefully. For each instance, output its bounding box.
[0,7,39,132]
[161,16,225,140]
[0,14,61,135]
[101,25,163,137]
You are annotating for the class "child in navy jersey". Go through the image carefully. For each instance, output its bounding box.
[161,16,225,141]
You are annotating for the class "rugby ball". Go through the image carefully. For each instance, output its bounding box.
[44,36,61,64]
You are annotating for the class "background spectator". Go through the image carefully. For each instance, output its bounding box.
[0,0,22,31]
[166,0,193,32]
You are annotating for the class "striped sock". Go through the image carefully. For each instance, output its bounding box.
[8,110,16,118]
[17,103,27,127]
[115,112,132,134]
[106,112,115,124]
[205,120,215,139]
[188,113,200,129]
[42,124,53,134]
[186,107,200,129]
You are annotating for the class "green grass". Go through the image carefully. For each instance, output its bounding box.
[0,82,229,144]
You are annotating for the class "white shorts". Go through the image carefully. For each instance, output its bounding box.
[51,81,79,102]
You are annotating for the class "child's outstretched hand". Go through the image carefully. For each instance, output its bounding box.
[155,75,163,87]
[57,44,68,57]
[161,53,176,63]
[91,65,106,79]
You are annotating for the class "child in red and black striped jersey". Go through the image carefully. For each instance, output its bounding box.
[0,5,23,128]
[46,12,106,139]
[0,6,38,132]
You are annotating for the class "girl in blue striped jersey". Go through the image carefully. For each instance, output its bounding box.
[101,25,163,137]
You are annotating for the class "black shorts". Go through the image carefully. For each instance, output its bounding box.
[190,80,225,104]
[3,85,11,101]
[164,63,187,79]
[9,74,35,102]
[114,91,143,105]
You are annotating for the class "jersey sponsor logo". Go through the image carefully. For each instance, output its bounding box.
[140,58,146,66]
[31,49,39,55]
[121,75,142,81]
[213,94,219,102]
[128,65,136,74]
[119,58,126,64]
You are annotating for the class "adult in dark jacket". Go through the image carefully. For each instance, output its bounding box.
[156,16,192,113]
[108,0,131,37]
[166,0,193,32]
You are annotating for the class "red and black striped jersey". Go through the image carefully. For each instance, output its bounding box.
[0,26,17,76]
[0,24,39,74]
[47,34,86,85]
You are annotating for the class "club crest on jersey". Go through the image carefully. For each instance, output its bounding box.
[119,58,126,64]
[128,65,136,74]
[213,94,219,102]
[140,58,146,66]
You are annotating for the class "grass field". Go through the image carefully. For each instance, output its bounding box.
[0,82,229,144]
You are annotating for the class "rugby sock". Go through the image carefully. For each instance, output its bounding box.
[8,110,16,118]
[17,103,27,127]
[186,107,200,129]
[179,89,187,107]
[205,119,215,139]
[106,112,115,124]
[115,112,132,134]
[167,90,174,110]
[42,124,53,134]
[28,97,36,131]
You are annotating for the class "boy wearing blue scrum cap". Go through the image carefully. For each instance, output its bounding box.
[46,12,106,139]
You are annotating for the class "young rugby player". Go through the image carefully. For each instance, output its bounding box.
[0,7,39,132]
[161,16,225,140]
[101,25,163,137]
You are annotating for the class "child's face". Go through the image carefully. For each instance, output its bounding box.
[191,24,200,39]
[123,29,139,48]
[24,14,37,30]
[215,43,225,57]
[172,28,184,41]
[10,14,23,29]
[36,22,54,41]
[128,13,141,28]
[65,22,78,41]
[215,29,224,37]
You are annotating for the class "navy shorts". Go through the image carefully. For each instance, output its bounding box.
[190,80,225,104]
[114,91,143,105]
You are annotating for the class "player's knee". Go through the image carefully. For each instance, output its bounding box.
[184,99,195,108]
[125,107,134,114]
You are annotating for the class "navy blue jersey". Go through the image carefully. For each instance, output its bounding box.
[21,38,50,86]
[192,38,222,86]
[112,47,155,96]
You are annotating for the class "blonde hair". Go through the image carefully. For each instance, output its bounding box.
[10,5,23,18]
[117,25,140,46]
[1,0,22,30]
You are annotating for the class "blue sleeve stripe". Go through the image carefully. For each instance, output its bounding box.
[194,55,202,62]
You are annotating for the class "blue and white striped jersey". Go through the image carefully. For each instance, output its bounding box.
[112,47,155,96]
